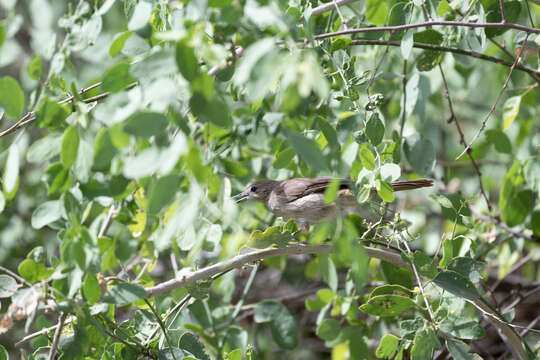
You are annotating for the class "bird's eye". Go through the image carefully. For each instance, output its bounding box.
[250,186,257,192]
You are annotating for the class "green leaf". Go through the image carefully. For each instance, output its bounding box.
[0,192,4,214]
[413,29,443,44]
[127,0,152,31]
[189,93,232,128]
[403,133,435,175]
[0,76,24,118]
[376,334,400,359]
[500,162,532,226]
[319,254,338,291]
[359,144,375,170]
[61,125,79,168]
[448,257,482,283]
[485,1,521,37]
[381,261,412,288]
[44,162,69,195]
[413,30,443,71]
[0,275,17,298]
[531,210,540,237]
[254,300,298,350]
[273,147,295,169]
[318,118,338,150]
[103,283,146,306]
[485,129,512,154]
[3,143,19,200]
[109,31,132,57]
[27,55,43,80]
[148,175,181,214]
[179,333,211,360]
[359,294,416,316]
[412,251,438,278]
[433,271,480,300]
[176,40,200,81]
[437,0,451,15]
[502,96,521,131]
[0,25,4,47]
[83,273,101,305]
[26,133,62,163]
[388,2,409,40]
[102,63,136,93]
[316,319,341,341]
[369,284,412,298]
[124,111,169,138]
[330,37,351,53]
[92,128,118,172]
[224,349,242,360]
[439,315,486,340]
[411,328,440,360]
[376,179,394,203]
[283,128,327,172]
[36,98,70,130]
[446,339,480,360]
[366,113,384,146]
[248,226,290,248]
[503,189,533,227]
[324,179,341,205]
[380,163,400,182]
[18,259,53,283]
[366,0,388,25]
[31,200,62,229]
[0,345,6,360]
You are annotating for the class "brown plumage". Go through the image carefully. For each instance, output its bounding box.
[233,177,433,231]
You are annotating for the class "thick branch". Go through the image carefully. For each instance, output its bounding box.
[145,244,405,298]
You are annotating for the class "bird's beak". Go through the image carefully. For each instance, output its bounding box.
[232,191,248,203]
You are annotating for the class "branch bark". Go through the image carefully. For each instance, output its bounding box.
[144,244,405,298]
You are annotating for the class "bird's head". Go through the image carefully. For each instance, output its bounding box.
[232,180,279,203]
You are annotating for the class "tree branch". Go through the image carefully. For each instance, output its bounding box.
[144,244,405,298]
[315,21,539,41]
[348,39,540,79]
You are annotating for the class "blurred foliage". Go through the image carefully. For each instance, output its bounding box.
[0,0,539,359]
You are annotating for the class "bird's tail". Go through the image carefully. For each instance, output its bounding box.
[391,179,433,192]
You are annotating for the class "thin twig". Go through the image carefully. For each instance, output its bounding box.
[311,0,359,16]
[0,111,34,138]
[470,207,540,243]
[399,234,436,322]
[144,298,177,360]
[438,64,492,211]
[0,265,32,287]
[315,21,540,41]
[47,313,67,360]
[348,39,540,79]
[456,34,529,160]
[366,31,395,96]
[499,0,507,23]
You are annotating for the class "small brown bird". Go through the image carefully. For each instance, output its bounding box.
[233,177,433,231]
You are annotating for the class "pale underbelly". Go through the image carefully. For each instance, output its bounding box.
[269,193,358,224]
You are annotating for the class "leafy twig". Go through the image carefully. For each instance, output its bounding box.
[455,34,529,160]
[438,64,492,211]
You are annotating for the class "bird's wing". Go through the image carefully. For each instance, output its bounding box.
[280,178,351,202]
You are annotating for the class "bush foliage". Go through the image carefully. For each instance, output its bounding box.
[0,0,539,359]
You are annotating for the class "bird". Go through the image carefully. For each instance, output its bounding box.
[232,177,433,231]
